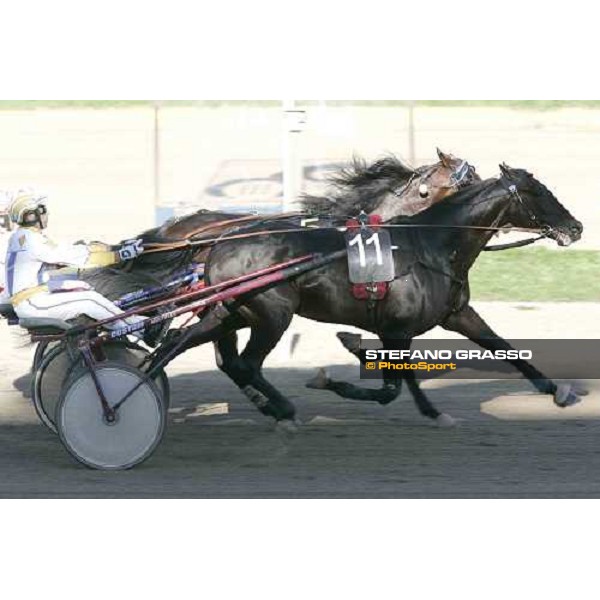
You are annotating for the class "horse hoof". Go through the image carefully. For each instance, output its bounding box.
[555,384,581,408]
[306,368,330,390]
[571,382,589,396]
[436,413,456,428]
[336,332,362,354]
[276,419,301,434]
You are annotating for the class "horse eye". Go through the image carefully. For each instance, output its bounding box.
[418,184,429,198]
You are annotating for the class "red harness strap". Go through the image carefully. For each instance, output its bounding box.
[352,281,388,300]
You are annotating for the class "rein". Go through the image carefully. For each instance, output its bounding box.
[142,223,548,255]
[156,211,301,243]
[142,181,552,255]
[482,234,547,252]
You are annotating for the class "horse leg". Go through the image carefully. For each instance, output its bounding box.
[213,331,252,388]
[380,335,454,425]
[311,375,401,404]
[213,329,296,422]
[307,348,402,405]
[150,307,242,370]
[219,288,299,422]
[307,331,402,404]
[442,304,581,407]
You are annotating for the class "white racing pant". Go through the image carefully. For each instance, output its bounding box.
[15,290,146,334]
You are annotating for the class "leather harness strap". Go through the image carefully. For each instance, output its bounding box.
[179,212,302,241]
[184,215,271,240]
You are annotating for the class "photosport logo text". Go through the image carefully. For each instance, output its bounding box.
[363,348,532,374]
[358,340,600,380]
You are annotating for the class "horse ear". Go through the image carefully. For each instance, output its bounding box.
[436,147,451,168]
[499,163,511,178]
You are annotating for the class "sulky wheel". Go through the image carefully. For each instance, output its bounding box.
[32,340,58,372]
[32,342,74,434]
[32,340,170,434]
[56,361,166,470]
[112,342,171,408]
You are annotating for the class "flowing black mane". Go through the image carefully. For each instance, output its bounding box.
[329,155,415,187]
[300,155,416,215]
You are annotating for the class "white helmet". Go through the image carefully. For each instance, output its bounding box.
[9,188,48,226]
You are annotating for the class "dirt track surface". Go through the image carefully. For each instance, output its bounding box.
[1,301,600,498]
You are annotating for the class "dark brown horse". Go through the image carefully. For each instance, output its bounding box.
[147,149,477,245]
[126,149,479,365]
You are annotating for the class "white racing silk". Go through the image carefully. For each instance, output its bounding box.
[5,227,145,334]
[5,227,90,297]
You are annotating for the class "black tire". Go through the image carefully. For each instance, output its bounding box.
[31,342,72,434]
[56,361,166,470]
[32,340,53,372]
[32,340,170,433]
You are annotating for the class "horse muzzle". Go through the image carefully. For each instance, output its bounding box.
[549,220,583,247]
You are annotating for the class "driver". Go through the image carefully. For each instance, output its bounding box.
[5,189,147,335]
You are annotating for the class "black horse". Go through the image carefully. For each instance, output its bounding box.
[85,150,480,371]
[129,165,582,427]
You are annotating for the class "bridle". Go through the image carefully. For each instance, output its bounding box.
[390,159,478,200]
[450,160,477,191]
[389,171,418,199]
[388,161,446,198]
[483,182,552,251]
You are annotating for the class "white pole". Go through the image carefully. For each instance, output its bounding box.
[281,100,306,211]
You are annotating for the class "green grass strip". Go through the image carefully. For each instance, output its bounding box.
[470,248,600,302]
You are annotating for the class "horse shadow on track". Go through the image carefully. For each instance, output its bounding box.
[163,364,593,425]
[11,362,595,424]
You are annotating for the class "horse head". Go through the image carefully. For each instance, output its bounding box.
[304,151,480,221]
[372,150,480,220]
[498,163,583,247]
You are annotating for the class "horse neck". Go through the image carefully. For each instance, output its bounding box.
[366,179,420,220]
[372,190,431,219]
[437,182,511,272]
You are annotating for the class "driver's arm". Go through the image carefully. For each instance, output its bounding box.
[28,235,118,269]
